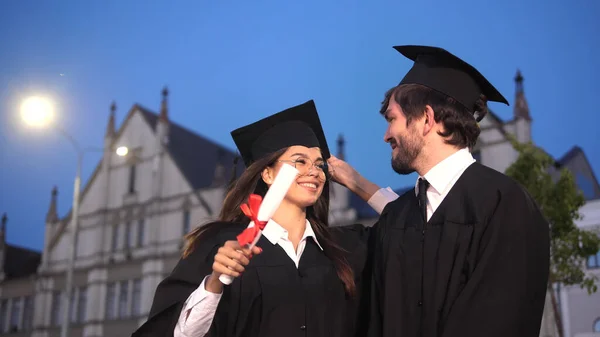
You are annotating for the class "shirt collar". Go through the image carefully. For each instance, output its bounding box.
[261,218,324,251]
[415,148,475,196]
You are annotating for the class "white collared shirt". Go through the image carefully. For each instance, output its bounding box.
[174,219,323,337]
[413,148,476,221]
[368,148,476,221]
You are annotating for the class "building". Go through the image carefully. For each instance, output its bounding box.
[558,198,600,337]
[0,213,40,335]
[551,146,600,337]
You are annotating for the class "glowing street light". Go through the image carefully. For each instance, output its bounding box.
[116,146,129,157]
[20,96,55,128]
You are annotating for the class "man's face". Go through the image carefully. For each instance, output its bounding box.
[383,98,424,175]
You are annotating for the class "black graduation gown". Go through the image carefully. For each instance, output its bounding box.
[367,163,550,337]
[131,222,371,337]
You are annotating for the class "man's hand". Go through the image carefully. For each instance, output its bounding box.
[328,155,361,189]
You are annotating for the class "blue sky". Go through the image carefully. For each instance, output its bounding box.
[1,0,598,251]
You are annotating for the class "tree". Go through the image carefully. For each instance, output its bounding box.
[504,137,600,337]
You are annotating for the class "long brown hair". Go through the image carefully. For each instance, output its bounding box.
[182,148,356,296]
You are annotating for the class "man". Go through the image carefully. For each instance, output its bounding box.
[329,45,550,337]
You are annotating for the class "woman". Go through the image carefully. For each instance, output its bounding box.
[131,100,377,337]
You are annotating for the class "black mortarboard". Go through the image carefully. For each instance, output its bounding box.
[230,100,330,167]
[394,45,509,112]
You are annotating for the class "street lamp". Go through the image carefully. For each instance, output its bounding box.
[20,96,55,128]
[20,96,128,337]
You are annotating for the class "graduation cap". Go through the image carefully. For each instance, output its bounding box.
[230,100,330,167]
[394,45,509,113]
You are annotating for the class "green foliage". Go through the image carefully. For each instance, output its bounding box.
[505,136,600,294]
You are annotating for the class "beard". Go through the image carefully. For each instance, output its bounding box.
[390,132,423,175]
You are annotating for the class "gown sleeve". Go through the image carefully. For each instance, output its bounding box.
[439,184,550,337]
[365,200,397,337]
[131,222,243,337]
[330,222,380,337]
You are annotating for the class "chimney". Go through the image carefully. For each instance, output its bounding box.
[46,186,59,224]
[336,134,346,161]
[156,86,170,147]
[513,70,531,121]
[159,87,169,122]
[212,149,227,187]
[106,101,116,139]
[0,213,6,243]
[0,213,7,280]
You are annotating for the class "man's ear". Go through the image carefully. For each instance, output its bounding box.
[261,167,273,185]
[422,105,436,135]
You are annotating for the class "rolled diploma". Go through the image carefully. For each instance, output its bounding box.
[219,163,299,285]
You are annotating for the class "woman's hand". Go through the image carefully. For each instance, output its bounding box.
[205,240,262,293]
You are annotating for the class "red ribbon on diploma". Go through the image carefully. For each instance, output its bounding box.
[237,194,268,246]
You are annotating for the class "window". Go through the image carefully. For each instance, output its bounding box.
[105,282,116,320]
[69,289,77,323]
[594,318,600,332]
[128,164,136,194]
[22,296,33,330]
[0,299,7,333]
[587,250,600,269]
[183,210,191,235]
[51,291,62,326]
[137,219,145,247]
[472,150,482,163]
[77,287,87,323]
[125,222,132,249]
[111,224,119,252]
[131,279,142,316]
[118,280,129,318]
[9,298,20,332]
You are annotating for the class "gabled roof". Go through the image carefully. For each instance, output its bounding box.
[556,146,584,167]
[554,145,600,200]
[3,244,41,281]
[137,106,245,190]
[48,103,246,251]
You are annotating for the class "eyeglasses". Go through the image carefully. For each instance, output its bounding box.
[277,158,332,181]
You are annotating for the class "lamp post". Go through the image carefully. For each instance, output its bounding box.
[20,96,128,337]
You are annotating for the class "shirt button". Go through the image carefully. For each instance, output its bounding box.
[300,325,306,330]
[418,301,423,306]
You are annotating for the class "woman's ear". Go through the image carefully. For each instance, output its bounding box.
[261,167,273,186]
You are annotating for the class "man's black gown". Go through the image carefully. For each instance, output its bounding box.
[131,222,371,337]
[367,162,550,337]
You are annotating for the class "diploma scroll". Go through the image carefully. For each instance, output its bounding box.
[219,163,299,285]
